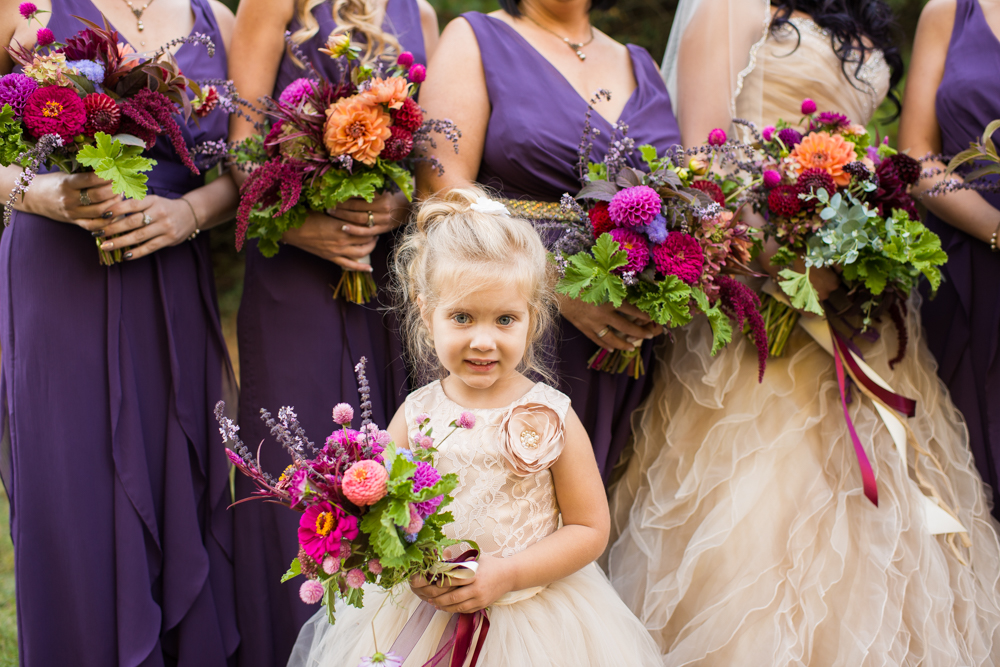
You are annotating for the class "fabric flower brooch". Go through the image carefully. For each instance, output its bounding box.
[498,403,565,476]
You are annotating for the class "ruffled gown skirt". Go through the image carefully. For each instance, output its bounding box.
[288,564,663,667]
[607,298,1000,666]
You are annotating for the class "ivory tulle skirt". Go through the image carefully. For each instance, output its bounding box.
[288,563,663,667]
[607,297,1000,666]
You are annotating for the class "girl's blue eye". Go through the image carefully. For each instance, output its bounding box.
[454,313,471,324]
[497,315,513,326]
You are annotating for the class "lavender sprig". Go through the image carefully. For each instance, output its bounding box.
[576,89,611,185]
[155,32,215,58]
[355,357,373,430]
[5,133,62,226]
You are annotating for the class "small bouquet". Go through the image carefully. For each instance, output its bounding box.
[926,119,1000,194]
[233,32,458,304]
[0,6,225,264]
[752,99,947,360]
[548,106,767,379]
[217,358,468,630]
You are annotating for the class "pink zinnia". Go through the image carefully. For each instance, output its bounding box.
[457,412,476,429]
[608,185,660,227]
[342,460,389,506]
[23,86,85,143]
[707,128,727,146]
[332,403,354,425]
[299,579,324,604]
[652,232,704,285]
[297,501,358,561]
[346,568,366,589]
[609,228,650,274]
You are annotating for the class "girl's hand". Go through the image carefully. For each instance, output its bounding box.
[95,194,199,261]
[19,171,122,229]
[558,296,662,351]
[410,556,513,614]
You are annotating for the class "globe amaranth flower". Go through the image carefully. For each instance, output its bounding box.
[35,27,54,47]
[67,59,105,85]
[332,403,354,425]
[637,213,667,244]
[342,460,389,506]
[322,555,339,575]
[777,127,803,148]
[457,412,476,429]
[18,2,37,19]
[763,169,782,189]
[814,111,850,129]
[23,86,86,143]
[391,96,423,132]
[588,201,615,239]
[767,184,803,217]
[345,568,366,589]
[608,185,661,227]
[297,501,359,561]
[367,558,382,575]
[707,128,727,146]
[408,63,426,84]
[299,579,324,604]
[652,232,704,285]
[762,126,776,142]
[609,227,650,274]
[324,96,392,166]
[414,412,430,427]
[689,180,725,206]
[380,125,413,161]
[0,73,38,118]
[397,51,414,68]
[414,434,433,449]
[278,77,316,107]
[800,98,817,115]
[411,460,443,516]
[82,93,119,135]
[790,131,856,186]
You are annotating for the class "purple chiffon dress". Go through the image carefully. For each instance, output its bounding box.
[0,1,239,665]
[463,12,681,484]
[232,2,424,665]
[920,0,1000,520]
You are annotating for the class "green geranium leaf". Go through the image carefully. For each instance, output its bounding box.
[691,288,733,355]
[305,170,384,211]
[778,268,824,316]
[76,132,157,200]
[556,234,628,307]
[280,557,302,583]
[246,202,309,257]
[379,159,415,201]
[0,104,28,167]
[769,246,797,268]
[632,275,693,328]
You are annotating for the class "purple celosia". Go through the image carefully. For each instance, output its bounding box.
[609,227,650,274]
[716,275,767,381]
[0,73,38,118]
[608,185,660,227]
[637,213,667,244]
[652,232,703,285]
[411,461,443,517]
[278,77,316,107]
[777,127,803,148]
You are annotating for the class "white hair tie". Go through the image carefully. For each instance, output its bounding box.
[470,196,510,216]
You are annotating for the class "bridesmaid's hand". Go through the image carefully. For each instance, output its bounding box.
[281,211,379,271]
[18,171,122,229]
[558,295,661,351]
[93,195,199,261]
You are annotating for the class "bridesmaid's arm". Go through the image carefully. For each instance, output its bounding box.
[417,0,440,60]
[899,0,1000,245]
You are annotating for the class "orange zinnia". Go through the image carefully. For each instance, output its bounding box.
[790,131,856,186]
[359,76,411,110]
[323,96,392,166]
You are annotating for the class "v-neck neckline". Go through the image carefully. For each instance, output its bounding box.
[482,13,641,128]
[72,0,202,56]
[971,0,1000,53]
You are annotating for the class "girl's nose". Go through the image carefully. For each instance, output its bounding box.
[469,327,497,352]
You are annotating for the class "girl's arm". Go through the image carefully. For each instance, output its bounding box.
[412,407,609,614]
[898,0,1000,245]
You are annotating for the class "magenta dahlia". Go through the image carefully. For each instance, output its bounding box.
[278,78,316,107]
[814,111,850,129]
[609,227,650,274]
[391,97,422,132]
[0,73,38,118]
[82,93,120,135]
[608,185,660,227]
[23,86,86,143]
[652,232,704,285]
[411,461,443,517]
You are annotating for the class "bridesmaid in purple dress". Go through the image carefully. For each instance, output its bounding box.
[226,0,438,664]
[0,0,240,664]
[417,0,680,484]
[899,0,1000,520]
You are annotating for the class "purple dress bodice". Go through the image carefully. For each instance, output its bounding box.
[274,0,426,95]
[921,0,1000,518]
[465,12,680,202]
[462,12,681,483]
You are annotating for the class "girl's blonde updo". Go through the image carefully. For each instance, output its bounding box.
[290,0,402,65]
[394,187,557,385]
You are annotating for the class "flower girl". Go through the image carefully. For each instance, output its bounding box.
[287,187,661,666]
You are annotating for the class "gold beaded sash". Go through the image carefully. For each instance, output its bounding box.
[499,198,583,223]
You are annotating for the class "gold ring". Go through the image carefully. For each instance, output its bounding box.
[367,211,374,228]
[79,189,91,206]
[596,327,610,338]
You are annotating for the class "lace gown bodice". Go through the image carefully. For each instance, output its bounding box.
[404,381,571,558]
[736,16,891,131]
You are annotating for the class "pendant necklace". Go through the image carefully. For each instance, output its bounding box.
[524,14,595,61]
[122,0,157,46]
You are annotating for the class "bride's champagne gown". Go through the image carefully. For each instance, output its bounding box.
[607,14,1000,666]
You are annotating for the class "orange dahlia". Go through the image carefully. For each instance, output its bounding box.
[360,76,411,110]
[323,97,392,165]
[790,131,856,186]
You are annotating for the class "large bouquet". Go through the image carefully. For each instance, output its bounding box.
[753,99,947,359]
[0,5,222,264]
[217,358,466,635]
[234,33,458,304]
[550,110,767,379]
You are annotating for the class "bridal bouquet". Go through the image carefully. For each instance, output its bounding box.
[233,32,458,304]
[217,358,464,627]
[752,99,946,359]
[0,6,223,264]
[551,121,767,379]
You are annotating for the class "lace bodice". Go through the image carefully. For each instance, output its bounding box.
[736,16,891,132]
[405,381,572,558]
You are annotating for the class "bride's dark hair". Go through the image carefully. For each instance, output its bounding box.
[771,1,904,115]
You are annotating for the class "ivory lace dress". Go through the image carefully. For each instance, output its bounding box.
[607,15,1000,666]
[289,381,662,667]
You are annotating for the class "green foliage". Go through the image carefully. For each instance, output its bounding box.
[778,268,825,316]
[691,287,733,354]
[305,169,385,211]
[557,234,628,307]
[0,105,26,167]
[769,245,797,268]
[244,202,309,258]
[76,132,157,200]
[632,275,692,327]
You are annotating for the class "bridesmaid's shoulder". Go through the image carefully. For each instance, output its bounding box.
[416,0,439,34]
[207,0,236,46]
[915,0,957,46]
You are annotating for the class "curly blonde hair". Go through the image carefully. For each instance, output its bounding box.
[290,0,402,65]
[394,187,557,386]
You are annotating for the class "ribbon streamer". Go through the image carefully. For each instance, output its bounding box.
[831,330,879,506]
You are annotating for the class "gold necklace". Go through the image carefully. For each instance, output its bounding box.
[122,0,157,44]
[523,14,595,61]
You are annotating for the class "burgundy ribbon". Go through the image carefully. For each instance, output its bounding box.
[830,324,879,506]
[830,330,917,417]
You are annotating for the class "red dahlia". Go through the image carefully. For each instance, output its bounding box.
[381,125,413,161]
[82,93,120,135]
[888,153,921,186]
[689,179,725,206]
[768,184,803,217]
[391,97,423,132]
[797,168,837,200]
[22,86,86,143]
[588,201,615,239]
